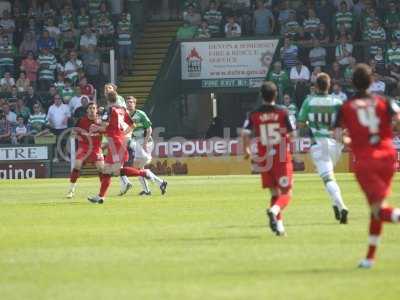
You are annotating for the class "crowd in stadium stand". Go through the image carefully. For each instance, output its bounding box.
[0,0,132,151]
[177,0,400,117]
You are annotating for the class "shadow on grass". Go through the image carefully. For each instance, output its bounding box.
[35,201,87,206]
[217,223,341,229]
[153,235,262,243]
[215,267,359,277]
[214,225,267,229]
[285,222,341,227]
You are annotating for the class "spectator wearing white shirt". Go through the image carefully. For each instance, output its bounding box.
[47,94,71,162]
[64,51,83,85]
[44,18,61,41]
[331,83,348,101]
[12,116,28,144]
[69,87,84,114]
[290,60,310,82]
[47,94,70,131]
[1,102,16,125]
[225,16,242,38]
[80,27,97,53]
[0,71,15,93]
[290,60,310,108]
[368,73,386,94]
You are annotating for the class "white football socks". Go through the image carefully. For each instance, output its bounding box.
[138,176,150,193]
[325,181,347,210]
[120,175,131,188]
[69,183,76,192]
[391,208,400,223]
[145,169,163,186]
[276,220,285,233]
[270,205,281,216]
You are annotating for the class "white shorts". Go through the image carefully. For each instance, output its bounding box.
[310,138,343,178]
[129,139,153,164]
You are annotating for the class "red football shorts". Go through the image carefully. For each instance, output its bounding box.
[76,146,104,163]
[354,155,396,204]
[104,137,129,164]
[260,161,293,192]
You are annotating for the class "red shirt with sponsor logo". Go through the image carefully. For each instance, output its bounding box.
[336,94,397,159]
[75,115,102,149]
[102,106,133,139]
[243,104,294,164]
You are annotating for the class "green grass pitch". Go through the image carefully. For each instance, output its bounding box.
[1,174,399,300]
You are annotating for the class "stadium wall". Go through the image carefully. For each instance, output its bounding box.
[0,145,52,179]
[147,153,351,176]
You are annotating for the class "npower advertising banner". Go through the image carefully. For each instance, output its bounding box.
[181,39,279,81]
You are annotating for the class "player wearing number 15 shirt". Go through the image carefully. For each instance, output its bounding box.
[242,81,295,236]
[334,63,400,269]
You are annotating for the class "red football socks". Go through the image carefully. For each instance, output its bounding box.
[275,194,291,210]
[380,206,400,223]
[366,215,383,260]
[121,167,146,177]
[69,168,80,183]
[99,174,111,197]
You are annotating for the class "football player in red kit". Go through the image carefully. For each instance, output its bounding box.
[241,81,295,236]
[87,91,167,203]
[67,102,104,198]
[335,64,400,268]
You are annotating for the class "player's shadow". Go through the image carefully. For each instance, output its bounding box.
[217,267,358,277]
[285,222,342,227]
[214,225,267,229]
[35,201,86,206]
[284,267,360,275]
[154,235,262,242]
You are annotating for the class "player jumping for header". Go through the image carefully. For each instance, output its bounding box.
[298,73,349,224]
[242,81,295,236]
[335,63,400,268]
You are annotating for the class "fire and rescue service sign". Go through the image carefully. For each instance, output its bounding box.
[181,39,279,81]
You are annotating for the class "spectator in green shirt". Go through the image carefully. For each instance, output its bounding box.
[384,1,400,33]
[177,21,197,40]
[77,6,90,30]
[195,20,211,39]
[14,98,31,122]
[266,61,291,102]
